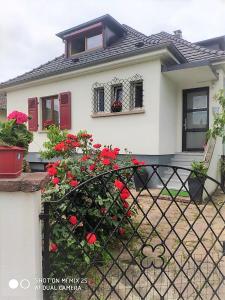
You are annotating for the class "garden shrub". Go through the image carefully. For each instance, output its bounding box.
[41,126,145,277]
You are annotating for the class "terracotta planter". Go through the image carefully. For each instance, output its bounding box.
[0,146,25,178]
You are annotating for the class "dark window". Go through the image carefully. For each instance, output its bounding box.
[42,96,59,129]
[70,36,85,55]
[131,81,143,108]
[94,88,105,112]
[113,85,123,102]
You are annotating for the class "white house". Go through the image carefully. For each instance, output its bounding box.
[0,14,225,175]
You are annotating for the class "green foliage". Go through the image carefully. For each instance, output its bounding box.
[0,119,33,153]
[40,125,68,159]
[207,89,225,143]
[190,161,208,178]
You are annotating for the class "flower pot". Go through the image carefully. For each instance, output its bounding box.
[111,101,122,112]
[188,176,205,203]
[0,146,25,178]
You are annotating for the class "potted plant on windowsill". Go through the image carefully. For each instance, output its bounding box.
[0,111,33,178]
[111,100,122,113]
[188,161,208,203]
[43,119,54,130]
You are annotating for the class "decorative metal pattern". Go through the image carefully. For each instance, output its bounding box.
[92,74,143,113]
[41,165,225,300]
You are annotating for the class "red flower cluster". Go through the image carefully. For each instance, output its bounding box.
[7,111,28,124]
[50,243,58,253]
[43,119,54,128]
[131,158,145,166]
[69,215,78,225]
[54,142,68,152]
[80,133,92,139]
[93,143,101,149]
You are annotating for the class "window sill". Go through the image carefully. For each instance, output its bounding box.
[91,109,145,118]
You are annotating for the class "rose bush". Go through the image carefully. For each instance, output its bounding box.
[41,125,145,275]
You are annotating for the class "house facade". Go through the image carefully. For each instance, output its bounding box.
[0,14,225,172]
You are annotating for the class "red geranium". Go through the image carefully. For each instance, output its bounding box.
[69,215,78,225]
[89,164,96,171]
[67,134,77,140]
[7,110,28,124]
[86,232,97,244]
[113,164,119,170]
[67,171,74,179]
[54,142,68,152]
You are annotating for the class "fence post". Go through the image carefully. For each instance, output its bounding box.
[0,172,49,300]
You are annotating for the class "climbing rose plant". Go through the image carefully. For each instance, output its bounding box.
[41,126,145,275]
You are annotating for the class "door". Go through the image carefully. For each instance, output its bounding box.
[182,87,209,151]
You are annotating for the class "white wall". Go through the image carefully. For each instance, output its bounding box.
[7,59,162,155]
[158,73,177,154]
[0,191,43,300]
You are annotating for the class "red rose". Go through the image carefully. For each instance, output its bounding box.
[81,155,90,161]
[102,159,111,165]
[89,164,96,171]
[100,207,107,214]
[72,142,81,148]
[131,158,140,165]
[93,143,101,149]
[114,180,124,190]
[67,171,74,179]
[113,164,119,170]
[67,134,77,140]
[123,201,129,209]
[69,180,79,187]
[86,233,97,244]
[69,215,78,225]
[126,210,132,218]
[119,227,125,235]
[52,177,60,185]
[47,167,57,176]
[120,189,130,200]
[50,243,58,252]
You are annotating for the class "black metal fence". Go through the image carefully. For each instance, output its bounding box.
[40,165,225,300]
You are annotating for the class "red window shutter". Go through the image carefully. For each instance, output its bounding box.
[28,97,38,131]
[59,92,71,129]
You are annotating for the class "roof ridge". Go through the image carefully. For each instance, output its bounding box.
[122,24,152,44]
[158,31,225,56]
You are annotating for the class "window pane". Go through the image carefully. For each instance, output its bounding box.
[70,36,85,54]
[113,86,123,101]
[134,82,143,108]
[45,99,52,120]
[0,96,7,122]
[187,111,207,129]
[53,99,59,125]
[86,34,102,50]
[187,91,207,110]
[186,132,206,149]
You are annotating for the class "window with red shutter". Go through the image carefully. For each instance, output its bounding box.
[28,97,38,131]
[59,92,71,129]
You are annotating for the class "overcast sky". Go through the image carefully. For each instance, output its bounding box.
[0,0,225,83]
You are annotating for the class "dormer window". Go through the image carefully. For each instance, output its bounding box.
[56,15,126,58]
[67,25,103,56]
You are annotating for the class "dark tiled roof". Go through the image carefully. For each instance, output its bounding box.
[148,31,225,62]
[1,25,225,89]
